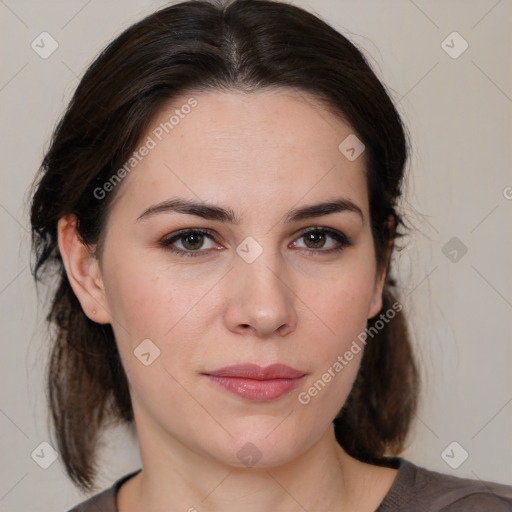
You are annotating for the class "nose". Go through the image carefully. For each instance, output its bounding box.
[223,248,298,338]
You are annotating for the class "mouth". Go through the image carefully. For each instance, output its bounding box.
[202,363,307,401]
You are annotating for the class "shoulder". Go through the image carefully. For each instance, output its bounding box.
[377,458,512,512]
[66,470,141,512]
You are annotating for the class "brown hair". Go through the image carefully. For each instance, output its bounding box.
[30,0,418,491]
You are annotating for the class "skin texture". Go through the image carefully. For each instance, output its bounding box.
[58,89,397,511]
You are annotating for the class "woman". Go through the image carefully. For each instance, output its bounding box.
[29,0,512,510]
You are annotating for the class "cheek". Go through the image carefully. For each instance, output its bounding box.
[102,254,218,382]
[103,254,196,337]
[297,255,376,394]
[296,290,369,427]
[103,262,203,412]
[305,257,377,335]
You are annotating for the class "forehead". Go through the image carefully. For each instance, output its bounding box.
[109,88,369,222]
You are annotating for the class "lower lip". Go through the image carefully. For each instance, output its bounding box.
[205,375,305,401]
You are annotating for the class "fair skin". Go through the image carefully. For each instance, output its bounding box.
[58,89,397,511]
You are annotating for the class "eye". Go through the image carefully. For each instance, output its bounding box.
[160,229,219,258]
[291,228,352,255]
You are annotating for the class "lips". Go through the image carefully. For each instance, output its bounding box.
[203,363,306,401]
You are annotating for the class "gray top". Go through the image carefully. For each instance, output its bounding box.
[68,457,512,511]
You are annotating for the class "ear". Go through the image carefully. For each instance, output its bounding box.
[368,215,395,319]
[57,214,111,324]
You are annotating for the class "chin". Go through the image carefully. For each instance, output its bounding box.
[201,422,318,470]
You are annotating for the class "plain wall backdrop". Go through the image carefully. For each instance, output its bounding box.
[1,0,511,510]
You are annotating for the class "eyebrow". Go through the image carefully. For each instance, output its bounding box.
[136,197,364,224]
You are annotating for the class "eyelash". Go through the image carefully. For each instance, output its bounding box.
[159,227,352,258]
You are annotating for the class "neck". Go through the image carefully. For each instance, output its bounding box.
[120,410,393,512]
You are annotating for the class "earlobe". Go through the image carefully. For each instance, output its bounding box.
[57,215,111,324]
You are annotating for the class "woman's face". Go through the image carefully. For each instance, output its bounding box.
[88,89,386,468]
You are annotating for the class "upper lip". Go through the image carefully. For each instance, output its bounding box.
[204,363,306,380]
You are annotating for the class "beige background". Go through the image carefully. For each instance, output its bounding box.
[1,0,511,510]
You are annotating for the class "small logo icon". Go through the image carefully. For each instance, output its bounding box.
[236,442,263,467]
[31,32,59,59]
[441,441,469,469]
[236,236,263,263]
[134,338,161,366]
[442,236,468,263]
[31,441,58,469]
[441,32,468,59]
[338,134,365,161]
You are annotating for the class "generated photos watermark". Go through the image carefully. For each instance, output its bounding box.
[298,301,402,405]
[93,97,198,200]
